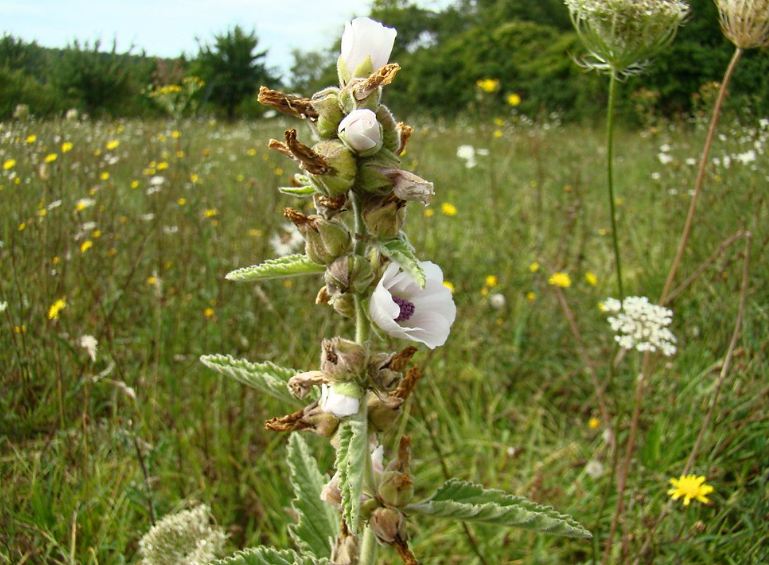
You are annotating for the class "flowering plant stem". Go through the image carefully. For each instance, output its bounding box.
[659,47,743,303]
[605,70,624,301]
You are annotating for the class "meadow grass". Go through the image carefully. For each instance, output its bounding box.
[1,115,767,564]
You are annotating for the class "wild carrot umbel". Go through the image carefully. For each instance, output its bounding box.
[187,16,591,565]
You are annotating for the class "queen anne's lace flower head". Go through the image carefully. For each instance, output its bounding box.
[603,296,677,356]
[565,0,689,75]
[716,0,769,49]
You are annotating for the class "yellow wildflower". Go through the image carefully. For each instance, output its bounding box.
[423,208,434,218]
[441,202,458,216]
[493,129,503,139]
[273,167,283,176]
[203,307,215,319]
[130,180,140,189]
[18,222,26,231]
[99,171,110,181]
[476,78,500,93]
[44,153,58,163]
[106,139,120,151]
[176,150,185,158]
[37,208,47,217]
[171,130,181,139]
[548,272,572,288]
[92,229,102,239]
[529,261,540,273]
[48,298,67,320]
[3,159,15,170]
[26,134,37,144]
[14,325,26,334]
[61,142,73,153]
[526,291,537,302]
[190,173,200,184]
[147,275,158,286]
[80,240,93,253]
[52,256,61,265]
[485,275,498,288]
[588,417,601,430]
[248,228,263,237]
[668,475,714,506]
[507,92,522,107]
[177,197,187,206]
[493,117,505,127]
[157,161,169,171]
[585,271,598,286]
[203,208,218,218]
[246,148,257,157]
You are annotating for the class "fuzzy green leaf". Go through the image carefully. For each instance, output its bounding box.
[377,238,426,288]
[335,410,368,533]
[225,255,324,282]
[407,479,592,539]
[287,434,339,558]
[200,354,299,405]
[213,547,329,565]
[279,185,316,197]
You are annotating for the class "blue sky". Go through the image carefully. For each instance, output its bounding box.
[0,0,452,78]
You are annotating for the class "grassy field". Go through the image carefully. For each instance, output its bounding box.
[1,113,767,564]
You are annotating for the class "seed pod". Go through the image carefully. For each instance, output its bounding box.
[312,87,345,139]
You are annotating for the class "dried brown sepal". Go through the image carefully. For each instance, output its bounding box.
[388,346,418,373]
[283,207,311,227]
[393,367,422,401]
[397,122,414,155]
[317,195,347,211]
[268,138,293,159]
[397,435,412,471]
[284,129,334,175]
[393,536,418,565]
[316,286,331,305]
[354,63,401,100]
[264,408,311,432]
[258,86,319,120]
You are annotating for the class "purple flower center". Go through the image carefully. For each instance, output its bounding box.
[392,295,415,322]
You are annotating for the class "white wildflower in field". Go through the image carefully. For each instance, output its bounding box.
[138,504,226,565]
[269,223,303,257]
[456,145,488,168]
[369,260,456,349]
[658,152,673,165]
[734,149,756,164]
[585,460,605,478]
[489,293,506,309]
[0,301,7,313]
[603,296,677,356]
[79,334,98,362]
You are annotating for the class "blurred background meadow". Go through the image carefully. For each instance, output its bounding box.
[1,0,768,563]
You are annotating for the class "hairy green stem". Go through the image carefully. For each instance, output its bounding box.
[605,70,624,300]
[350,189,377,564]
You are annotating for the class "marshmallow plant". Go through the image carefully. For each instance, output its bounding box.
[201,17,590,565]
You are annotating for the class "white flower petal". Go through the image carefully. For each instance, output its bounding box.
[320,384,360,418]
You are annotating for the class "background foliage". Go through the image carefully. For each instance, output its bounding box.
[2,0,768,121]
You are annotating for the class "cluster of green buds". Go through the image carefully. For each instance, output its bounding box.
[564,0,689,75]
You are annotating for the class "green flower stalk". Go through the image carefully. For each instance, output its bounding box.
[566,0,688,299]
[194,16,592,565]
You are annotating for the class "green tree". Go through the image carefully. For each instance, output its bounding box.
[194,26,276,119]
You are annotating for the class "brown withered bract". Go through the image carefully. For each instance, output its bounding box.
[397,122,414,155]
[393,367,422,401]
[264,407,311,432]
[257,86,319,120]
[354,63,401,100]
[285,129,334,175]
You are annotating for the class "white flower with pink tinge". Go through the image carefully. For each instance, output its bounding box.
[369,261,456,349]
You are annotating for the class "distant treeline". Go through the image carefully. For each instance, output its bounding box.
[3,0,768,122]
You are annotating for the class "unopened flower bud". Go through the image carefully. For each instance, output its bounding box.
[312,87,345,139]
[357,149,401,194]
[287,370,326,399]
[382,169,434,206]
[309,140,357,197]
[285,209,351,265]
[325,255,375,296]
[338,109,383,157]
[321,337,367,381]
[367,393,403,433]
[363,197,406,239]
[378,470,414,508]
[367,352,402,391]
[330,293,356,318]
[338,17,397,84]
[302,402,340,437]
[320,382,363,417]
[369,507,406,545]
[377,105,400,152]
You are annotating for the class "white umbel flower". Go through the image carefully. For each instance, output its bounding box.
[138,505,226,565]
[340,17,397,77]
[369,261,456,349]
[79,334,98,362]
[603,296,677,356]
